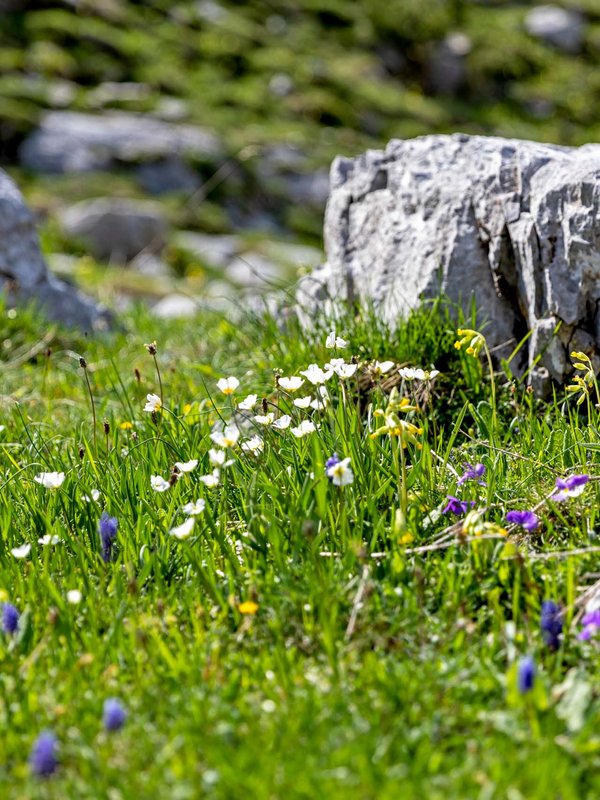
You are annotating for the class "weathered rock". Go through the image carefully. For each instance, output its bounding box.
[153,294,199,319]
[173,231,241,268]
[298,133,600,390]
[60,198,167,262]
[19,111,223,173]
[0,170,112,332]
[524,6,584,54]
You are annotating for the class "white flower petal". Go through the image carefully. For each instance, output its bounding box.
[174,459,198,473]
[34,471,65,490]
[272,415,291,430]
[169,517,195,540]
[181,499,206,516]
[151,475,171,492]
[11,543,31,559]
[217,376,240,395]
[238,393,258,410]
[67,590,82,605]
[291,420,316,438]
[144,393,162,413]
[278,377,304,392]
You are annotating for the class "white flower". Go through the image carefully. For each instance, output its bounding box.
[169,518,195,540]
[326,457,354,486]
[216,376,240,395]
[294,395,313,409]
[83,489,101,503]
[241,435,264,455]
[238,393,258,410]
[174,459,198,473]
[398,367,440,381]
[300,363,334,385]
[373,360,395,376]
[151,475,171,492]
[67,589,82,605]
[209,448,234,468]
[254,412,274,426]
[272,415,291,430]
[11,543,31,559]
[209,425,240,448]
[38,535,62,546]
[278,376,304,392]
[34,471,66,490]
[330,361,357,379]
[0,425,5,432]
[291,420,316,438]
[181,499,206,516]
[199,469,221,488]
[144,393,162,413]
[325,331,347,349]
[311,386,330,411]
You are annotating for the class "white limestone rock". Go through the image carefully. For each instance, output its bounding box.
[298,133,600,390]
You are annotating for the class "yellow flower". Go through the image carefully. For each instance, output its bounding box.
[400,532,414,545]
[239,601,259,615]
[454,328,485,357]
[119,421,133,430]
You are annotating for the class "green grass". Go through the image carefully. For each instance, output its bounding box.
[1,298,600,798]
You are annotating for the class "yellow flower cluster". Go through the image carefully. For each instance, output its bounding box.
[370,388,423,448]
[461,509,507,538]
[454,328,485,357]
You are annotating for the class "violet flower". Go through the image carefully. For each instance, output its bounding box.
[540,600,562,650]
[442,496,475,515]
[505,510,539,531]
[554,474,589,502]
[457,463,486,486]
[517,655,535,694]
[29,731,58,778]
[99,512,118,562]
[578,609,600,641]
[1,602,19,635]
[103,698,127,732]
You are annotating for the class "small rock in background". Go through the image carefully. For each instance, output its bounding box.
[173,231,241,268]
[153,293,199,319]
[128,253,173,279]
[524,5,584,54]
[137,158,201,195]
[428,32,472,96]
[60,198,167,262]
[19,111,223,174]
[225,252,283,288]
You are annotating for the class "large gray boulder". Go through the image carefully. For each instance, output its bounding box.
[0,170,112,332]
[524,6,584,54]
[19,111,223,174]
[298,133,600,390]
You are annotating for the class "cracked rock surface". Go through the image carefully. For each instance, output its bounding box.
[298,133,600,391]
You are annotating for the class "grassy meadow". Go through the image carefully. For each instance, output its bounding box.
[1,297,600,797]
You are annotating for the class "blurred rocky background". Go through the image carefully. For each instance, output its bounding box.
[1,0,600,318]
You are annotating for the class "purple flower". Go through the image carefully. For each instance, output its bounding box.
[505,510,539,531]
[554,474,589,501]
[578,608,600,641]
[29,731,58,778]
[540,600,562,650]
[325,453,340,471]
[457,463,486,486]
[442,495,475,515]
[517,655,535,694]
[1,602,19,635]
[98,512,118,563]
[103,698,127,731]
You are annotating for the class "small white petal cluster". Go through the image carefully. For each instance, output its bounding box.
[293,395,312,409]
[254,412,274,426]
[174,459,198,474]
[371,360,395,376]
[34,471,66,490]
[209,449,234,468]
[38,535,62,546]
[325,331,348,349]
[398,367,440,381]
[217,376,240,395]
[11,543,31,559]
[144,393,162,413]
[169,518,195,540]
[238,393,258,410]
[210,425,240,449]
[278,376,304,392]
[300,364,334,385]
[82,489,101,503]
[67,589,82,605]
[199,469,221,488]
[241,435,264,455]
[181,499,206,516]
[291,420,316,438]
[272,415,291,430]
[151,475,170,492]
[326,457,354,486]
